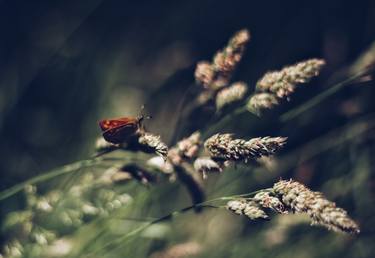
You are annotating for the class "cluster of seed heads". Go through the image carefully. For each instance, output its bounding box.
[227,180,360,234]
[253,191,287,214]
[227,199,269,220]
[2,177,133,258]
[273,179,360,234]
[247,59,325,114]
[4,26,360,258]
[227,190,287,220]
[168,132,201,166]
[256,59,325,98]
[195,29,250,90]
[204,133,287,162]
[175,132,201,160]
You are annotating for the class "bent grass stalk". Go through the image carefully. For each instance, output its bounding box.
[280,70,371,122]
[203,70,370,138]
[0,159,100,201]
[0,154,150,201]
[82,189,266,257]
[206,114,375,201]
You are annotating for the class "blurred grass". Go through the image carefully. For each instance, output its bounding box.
[1,1,375,258]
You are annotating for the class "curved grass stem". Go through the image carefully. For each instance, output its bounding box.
[203,70,370,139]
[280,71,370,122]
[0,158,102,201]
[82,188,268,257]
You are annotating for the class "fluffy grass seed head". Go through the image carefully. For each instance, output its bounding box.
[138,133,168,160]
[273,179,360,234]
[193,157,223,179]
[256,59,325,98]
[195,29,250,90]
[147,156,174,174]
[227,199,269,220]
[176,131,201,159]
[195,61,215,88]
[247,92,279,115]
[216,82,248,110]
[204,133,287,162]
[213,29,250,74]
[168,132,201,166]
[253,191,287,214]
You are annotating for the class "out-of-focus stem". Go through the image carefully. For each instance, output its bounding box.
[0,158,102,201]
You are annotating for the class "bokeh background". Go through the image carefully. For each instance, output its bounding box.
[1,0,375,257]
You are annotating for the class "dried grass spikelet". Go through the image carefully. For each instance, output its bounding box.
[256,59,325,98]
[196,90,215,105]
[147,156,174,174]
[176,131,201,159]
[147,156,177,182]
[195,61,215,88]
[204,133,287,162]
[165,132,205,201]
[168,132,201,165]
[138,133,168,159]
[167,148,183,166]
[273,179,360,234]
[253,191,287,214]
[247,92,279,115]
[193,157,223,179]
[213,29,250,78]
[216,82,248,110]
[227,199,269,220]
[195,29,250,90]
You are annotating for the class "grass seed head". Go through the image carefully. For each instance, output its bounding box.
[273,179,360,234]
[138,133,168,160]
[216,82,248,110]
[204,134,287,162]
[256,59,325,98]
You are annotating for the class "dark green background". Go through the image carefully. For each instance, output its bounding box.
[0,1,374,257]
